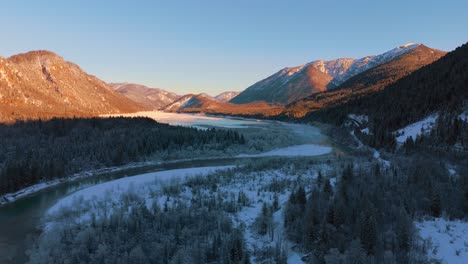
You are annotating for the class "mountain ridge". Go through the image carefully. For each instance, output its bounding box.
[230,43,437,105]
[282,44,447,118]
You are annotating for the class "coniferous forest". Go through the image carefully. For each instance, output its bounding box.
[0,117,245,195]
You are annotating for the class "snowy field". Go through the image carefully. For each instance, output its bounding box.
[238,144,332,158]
[47,166,233,217]
[395,114,438,143]
[416,218,468,264]
[104,111,265,129]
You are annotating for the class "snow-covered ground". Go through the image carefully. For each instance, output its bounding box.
[395,114,438,143]
[416,218,468,264]
[213,165,332,263]
[104,111,264,129]
[47,166,233,216]
[350,130,364,148]
[349,130,390,167]
[372,149,391,167]
[360,127,370,135]
[42,159,335,263]
[459,111,468,122]
[238,144,332,158]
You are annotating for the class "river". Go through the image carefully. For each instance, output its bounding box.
[0,113,332,263]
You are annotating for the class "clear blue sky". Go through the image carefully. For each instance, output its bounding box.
[2,0,467,95]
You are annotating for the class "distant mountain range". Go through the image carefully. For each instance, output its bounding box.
[230,43,444,105]
[0,42,462,125]
[110,83,180,110]
[0,51,145,122]
[110,82,240,111]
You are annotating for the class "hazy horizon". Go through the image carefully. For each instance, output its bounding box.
[2,0,467,95]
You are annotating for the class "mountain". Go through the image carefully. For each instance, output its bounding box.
[283,44,446,118]
[215,91,240,102]
[0,51,146,122]
[300,42,468,147]
[163,93,282,116]
[231,43,437,105]
[110,83,180,110]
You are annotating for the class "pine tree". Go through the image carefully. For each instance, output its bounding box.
[360,213,377,255]
[317,170,324,187]
[396,209,412,252]
[430,190,441,217]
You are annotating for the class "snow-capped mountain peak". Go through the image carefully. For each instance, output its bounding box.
[231,43,439,105]
[250,43,423,91]
[312,43,421,86]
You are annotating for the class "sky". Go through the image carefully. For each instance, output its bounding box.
[1,0,467,95]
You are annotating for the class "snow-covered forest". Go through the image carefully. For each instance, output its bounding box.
[26,152,468,264]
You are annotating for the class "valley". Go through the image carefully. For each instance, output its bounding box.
[0,6,466,262]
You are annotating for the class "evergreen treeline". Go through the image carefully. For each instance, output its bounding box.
[27,195,250,264]
[298,42,468,149]
[284,158,468,263]
[0,117,245,195]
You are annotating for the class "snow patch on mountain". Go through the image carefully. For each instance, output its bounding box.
[250,65,305,91]
[162,95,195,111]
[215,91,240,102]
[327,43,420,85]
[261,43,421,89]
[109,82,180,109]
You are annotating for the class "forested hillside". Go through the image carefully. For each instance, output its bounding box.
[0,117,245,195]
